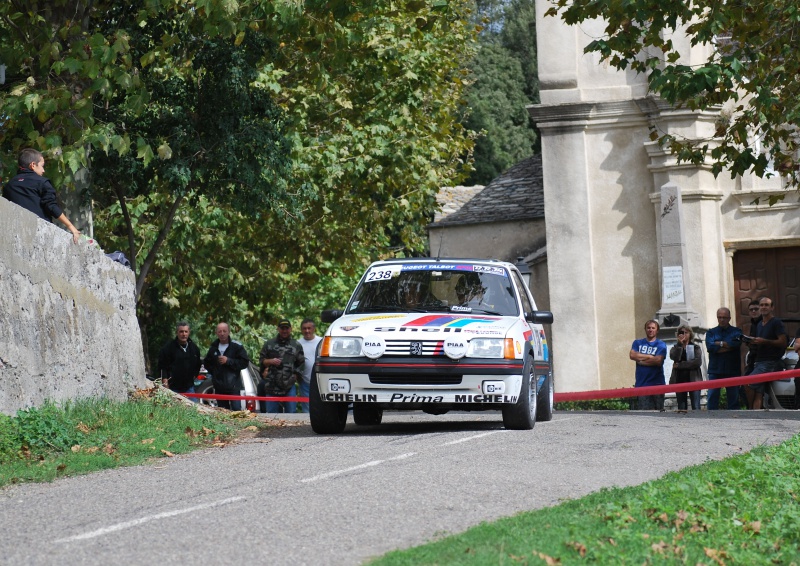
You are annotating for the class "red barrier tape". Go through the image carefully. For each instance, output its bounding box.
[183,393,309,402]
[553,369,800,403]
[180,370,800,404]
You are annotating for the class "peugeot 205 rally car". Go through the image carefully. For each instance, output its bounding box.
[310,258,554,433]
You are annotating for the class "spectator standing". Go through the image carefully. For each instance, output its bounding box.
[157,321,202,400]
[747,297,787,410]
[705,308,743,410]
[629,319,667,411]
[298,318,322,413]
[793,328,800,409]
[203,322,251,411]
[741,298,762,408]
[669,325,704,412]
[259,318,304,413]
[2,149,81,243]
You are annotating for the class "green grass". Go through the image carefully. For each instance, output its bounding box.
[0,388,260,487]
[371,434,800,565]
[555,398,632,411]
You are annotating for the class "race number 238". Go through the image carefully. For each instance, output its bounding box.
[366,269,394,282]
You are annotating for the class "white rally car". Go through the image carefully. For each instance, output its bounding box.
[310,258,554,433]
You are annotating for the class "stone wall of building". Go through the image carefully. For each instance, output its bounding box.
[0,199,148,415]
[428,219,546,264]
[532,9,799,394]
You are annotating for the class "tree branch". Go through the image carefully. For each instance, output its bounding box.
[134,190,186,300]
[112,181,137,280]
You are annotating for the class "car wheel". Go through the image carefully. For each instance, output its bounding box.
[196,381,218,408]
[353,404,383,426]
[536,369,554,422]
[502,358,537,430]
[309,368,347,434]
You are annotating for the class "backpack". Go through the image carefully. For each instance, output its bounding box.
[105,251,132,269]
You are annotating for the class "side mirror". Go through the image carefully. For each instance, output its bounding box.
[321,309,344,323]
[525,311,553,324]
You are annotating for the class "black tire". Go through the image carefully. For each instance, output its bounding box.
[502,358,537,430]
[536,369,554,422]
[196,381,218,408]
[309,369,347,434]
[353,404,383,426]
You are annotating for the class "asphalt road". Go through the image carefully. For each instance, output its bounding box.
[3,409,800,565]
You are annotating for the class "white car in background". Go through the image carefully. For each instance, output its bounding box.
[764,342,798,410]
[310,258,554,433]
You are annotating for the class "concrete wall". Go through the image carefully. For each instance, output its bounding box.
[0,199,149,415]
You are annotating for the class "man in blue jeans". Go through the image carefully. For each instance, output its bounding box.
[748,297,787,410]
[705,308,743,410]
[630,319,667,410]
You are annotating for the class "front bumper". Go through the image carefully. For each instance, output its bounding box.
[316,356,524,404]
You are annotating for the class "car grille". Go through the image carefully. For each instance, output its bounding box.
[369,373,463,386]
[774,395,797,410]
[385,339,443,356]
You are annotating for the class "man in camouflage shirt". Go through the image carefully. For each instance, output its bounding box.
[259,318,305,413]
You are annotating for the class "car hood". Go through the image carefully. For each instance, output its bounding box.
[328,312,520,338]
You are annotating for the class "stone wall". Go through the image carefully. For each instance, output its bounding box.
[0,199,149,415]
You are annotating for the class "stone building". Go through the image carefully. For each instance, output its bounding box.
[429,155,550,311]
[432,12,800,394]
[530,9,800,392]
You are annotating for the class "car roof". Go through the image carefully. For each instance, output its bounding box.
[370,258,513,268]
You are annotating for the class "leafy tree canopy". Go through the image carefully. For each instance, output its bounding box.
[465,43,536,183]
[465,0,537,184]
[546,0,800,190]
[0,1,478,364]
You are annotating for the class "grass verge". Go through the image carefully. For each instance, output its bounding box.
[0,388,261,487]
[370,434,800,565]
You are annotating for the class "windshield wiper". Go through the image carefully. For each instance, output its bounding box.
[350,305,400,313]
[469,309,506,316]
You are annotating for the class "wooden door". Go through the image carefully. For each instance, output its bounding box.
[733,247,800,337]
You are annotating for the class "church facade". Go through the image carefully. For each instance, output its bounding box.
[530,9,800,392]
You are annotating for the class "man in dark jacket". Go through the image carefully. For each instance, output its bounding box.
[157,321,202,399]
[705,307,743,410]
[2,148,81,243]
[259,318,304,413]
[203,322,251,411]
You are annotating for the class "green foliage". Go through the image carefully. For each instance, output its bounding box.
[465,0,538,185]
[556,398,632,411]
[270,0,478,258]
[13,402,79,453]
[497,0,539,103]
[2,1,478,370]
[370,433,800,564]
[464,42,537,184]
[0,392,244,486]
[546,0,800,189]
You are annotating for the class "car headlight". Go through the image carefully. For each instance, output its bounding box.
[326,336,364,357]
[467,338,505,359]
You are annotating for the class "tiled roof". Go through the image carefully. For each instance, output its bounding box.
[430,154,544,227]
[432,185,484,223]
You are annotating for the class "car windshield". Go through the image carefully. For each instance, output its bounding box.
[347,263,519,316]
